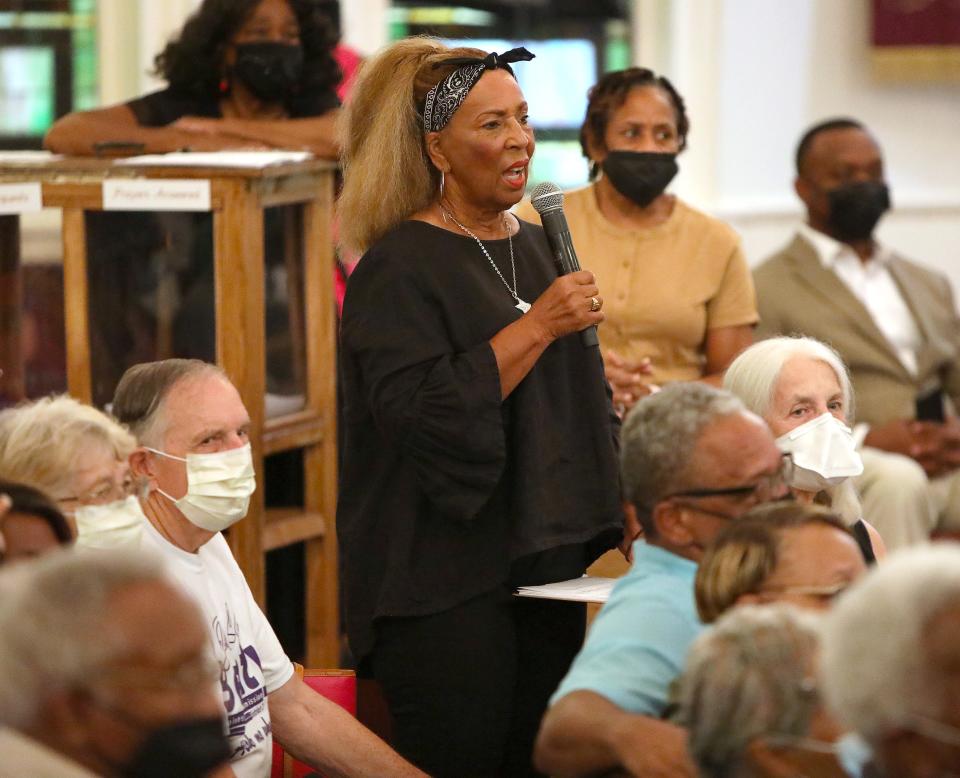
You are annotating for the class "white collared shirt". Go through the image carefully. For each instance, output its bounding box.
[798,223,922,376]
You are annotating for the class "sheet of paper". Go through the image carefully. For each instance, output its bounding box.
[115,151,313,169]
[0,182,42,214]
[515,576,616,604]
[102,179,211,211]
[0,150,63,163]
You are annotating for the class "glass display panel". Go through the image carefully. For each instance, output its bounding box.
[85,211,215,407]
[264,204,308,418]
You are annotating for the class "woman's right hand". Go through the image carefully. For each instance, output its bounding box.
[527,271,605,343]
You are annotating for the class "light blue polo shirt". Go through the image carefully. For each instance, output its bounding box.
[551,541,702,715]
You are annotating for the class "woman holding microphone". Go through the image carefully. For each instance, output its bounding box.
[337,38,623,777]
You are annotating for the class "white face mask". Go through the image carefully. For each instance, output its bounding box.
[74,495,147,550]
[764,732,872,778]
[776,412,864,492]
[146,443,256,533]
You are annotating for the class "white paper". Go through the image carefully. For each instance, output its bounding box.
[0,150,63,163]
[0,182,42,214]
[102,179,211,212]
[515,576,616,604]
[114,151,313,169]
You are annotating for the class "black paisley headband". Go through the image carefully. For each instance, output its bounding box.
[421,47,535,134]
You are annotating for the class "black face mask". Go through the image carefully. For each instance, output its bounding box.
[601,151,679,208]
[118,717,231,778]
[825,180,891,242]
[90,699,231,778]
[233,42,304,103]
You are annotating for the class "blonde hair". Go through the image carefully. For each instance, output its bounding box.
[724,336,863,525]
[337,37,488,253]
[695,503,850,623]
[0,395,136,497]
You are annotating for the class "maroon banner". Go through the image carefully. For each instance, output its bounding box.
[872,0,960,47]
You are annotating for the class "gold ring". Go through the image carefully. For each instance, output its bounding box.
[590,296,601,312]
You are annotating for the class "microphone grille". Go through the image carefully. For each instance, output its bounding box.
[530,181,563,214]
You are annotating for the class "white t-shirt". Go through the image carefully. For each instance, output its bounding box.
[139,519,294,778]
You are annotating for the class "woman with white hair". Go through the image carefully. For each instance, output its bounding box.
[724,336,885,562]
[0,395,143,547]
[677,604,849,778]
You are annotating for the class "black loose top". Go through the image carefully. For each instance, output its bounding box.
[338,219,623,660]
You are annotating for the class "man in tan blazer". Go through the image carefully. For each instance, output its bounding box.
[754,118,960,548]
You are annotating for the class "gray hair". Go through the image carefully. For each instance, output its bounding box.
[0,548,168,727]
[0,395,136,498]
[723,336,854,424]
[724,336,861,526]
[111,359,225,446]
[821,543,960,744]
[621,383,746,536]
[677,604,824,778]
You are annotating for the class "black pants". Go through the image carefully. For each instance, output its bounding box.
[370,588,586,778]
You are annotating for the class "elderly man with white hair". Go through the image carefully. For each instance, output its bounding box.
[111,358,424,778]
[821,543,960,778]
[535,383,790,778]
[0,548,230,778]
[677,603,850,778]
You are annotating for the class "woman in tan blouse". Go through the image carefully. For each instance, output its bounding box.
[516,68,757,413]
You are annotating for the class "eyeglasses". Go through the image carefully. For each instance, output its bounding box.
[58,470,143,512]
[758,581,850,603]
[666,453,794,504]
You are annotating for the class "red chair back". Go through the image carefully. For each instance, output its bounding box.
[270,667,357,778]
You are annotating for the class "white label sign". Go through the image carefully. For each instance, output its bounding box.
[0,182,42,214]
[102,179,211,211]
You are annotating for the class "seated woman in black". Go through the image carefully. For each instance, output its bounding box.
[45,0,340,158]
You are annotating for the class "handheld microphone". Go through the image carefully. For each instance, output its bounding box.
[531,182,599,348]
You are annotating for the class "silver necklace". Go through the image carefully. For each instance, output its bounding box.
[441,205,531,313]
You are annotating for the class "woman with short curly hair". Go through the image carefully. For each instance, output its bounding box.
[45,0,341,157]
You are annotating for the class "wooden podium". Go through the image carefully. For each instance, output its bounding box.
[0,156,340,666]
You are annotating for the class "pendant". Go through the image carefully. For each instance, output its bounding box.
[515,299,531,314]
